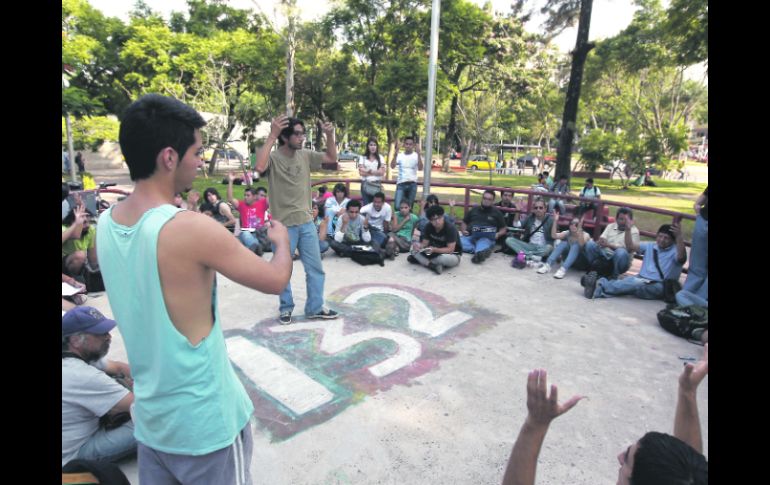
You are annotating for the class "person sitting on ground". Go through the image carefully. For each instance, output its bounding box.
[407,204,462,275]
[547,175,570,214]
[576,177,601,217]
[501,345,708,485]
[62,205,99,282]
[200,187,236,231]
[388,200,420,254]
[330,199,371,257]
[185,189,201,213]
[417,194,457,233]
[312,201,330,257]
[504,198,554,261]
[172,192,189,210]
[583,221,686,300]
[537,213,590,279]
[324,182,350,239]
[584,207,640,279]
[227,172,271,255]
[495,189,518,229]
[62,306,137,467]
[360,191,396,258]
[460,189,507,264]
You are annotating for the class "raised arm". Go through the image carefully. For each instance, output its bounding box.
[255,115,288,173]
[226,172,240,207]
[390,140,400,169]
[501,369,584,485]
[550,211,560,240]
[62,205,87,243]
[417,145,424,171]
[674,344,708,453]
[672,220,687,265]
[624,215,640,253]
[320,121,337,164]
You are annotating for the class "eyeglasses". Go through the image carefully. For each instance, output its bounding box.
[533,206,545,210]
[293,131,306,137]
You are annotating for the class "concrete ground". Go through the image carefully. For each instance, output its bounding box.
[81,166,707,484]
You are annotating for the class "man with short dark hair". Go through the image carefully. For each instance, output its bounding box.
[330,199,372,257]
[547,175,570,214]
[584,207,640,278]
[583,221,686,300]
[501,346,708,485]
[460,189,506,264]
[576,177,601,217]
[97,94,292,484]
[361,191,395,258]
[408,205,463,274]
[62,306,136,466]
[390,136,423,211]
[256,114,339,324]
[495,189,518,229]
[504,198,555,260]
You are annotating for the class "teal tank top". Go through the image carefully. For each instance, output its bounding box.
[96,204,253,455]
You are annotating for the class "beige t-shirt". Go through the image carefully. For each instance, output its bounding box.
[265,149,325,227]
[600,222,640,252]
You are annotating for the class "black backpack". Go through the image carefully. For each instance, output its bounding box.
[657,305,708,341]
[350,247,384,266]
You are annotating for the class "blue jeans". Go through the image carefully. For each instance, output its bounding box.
[546,240,587,270]
[273,222,326,315]
[237,230,260,252]
[394,182,418,211]
[584,240,631,278]
[460,234,495,254]
[548,199,566,214]
[76,420,137,463]
[676,277,708,307]
[319,239,330,254]
[683,214,708,293]
[594,276,663,300]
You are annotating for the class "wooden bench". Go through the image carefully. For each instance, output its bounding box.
[62,472,100,484]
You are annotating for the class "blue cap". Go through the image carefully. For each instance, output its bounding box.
[62,306,117,337]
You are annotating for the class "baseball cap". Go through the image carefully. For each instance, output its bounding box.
[62,306,117,337]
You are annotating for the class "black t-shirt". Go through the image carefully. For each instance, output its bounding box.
[701,186,708,221]
[423,221,463,254]
[465,206,506,233]
[495,201,517,227]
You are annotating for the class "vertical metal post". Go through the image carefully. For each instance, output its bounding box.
[66,112,76,183]
[422,0,441,199]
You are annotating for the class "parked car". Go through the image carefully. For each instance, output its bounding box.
[516,153,540,168]
[466,154,495,172]
[338,150,361,162]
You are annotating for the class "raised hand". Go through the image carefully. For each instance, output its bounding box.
[525,369,584,427]
[321,121,335,137]
[679,343,708,394]
[227,171,235,183]
[270,115,289,138]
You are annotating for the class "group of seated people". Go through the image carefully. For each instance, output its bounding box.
[62,183,102,312]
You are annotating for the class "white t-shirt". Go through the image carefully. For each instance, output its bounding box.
[529,221,547,246]
[580,186,601,199]
[395,152,420,184]
[360,202,393,231]
[62,357,130,466]
[359,156,384,183]
[324,196,350,235]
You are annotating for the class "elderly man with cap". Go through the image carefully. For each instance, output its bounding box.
[583,221,686,300]
[62,306,136,467]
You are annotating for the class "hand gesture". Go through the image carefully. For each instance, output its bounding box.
[679,344,708,395]
[598,237,609,248]
[270,114,289,138]
[227,171,235,183]
[553,210,560,219]
[187,191,200,206]
[671,221,682,240]
[73,204,88,226]
[448,199,456,208]
[266,219,289,247]
[626,215,635,228]
[320,121,335,137]
[524,369,584,427]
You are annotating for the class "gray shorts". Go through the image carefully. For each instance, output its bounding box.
[138,423,253,485]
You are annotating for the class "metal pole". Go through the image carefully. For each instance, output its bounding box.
[66,112,77,184]
[285,0,296,117]
[422,0,441,199]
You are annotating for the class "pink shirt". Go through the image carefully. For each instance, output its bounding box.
[238,198,269,229]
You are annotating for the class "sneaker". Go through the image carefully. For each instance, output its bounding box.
[279,311,292,325]
[536,262,551,274]
[407,255,419,265]
[307,307,339,319]
[580,271,597,288]
[428,261,443,275]
[583,272,599,299]
[553,266,567,279]
[471,252,482,264]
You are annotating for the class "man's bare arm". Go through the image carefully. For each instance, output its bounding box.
[674,344,707,453]
[226,172,240,207]
[255,115,288,173]
[320,121,337,164]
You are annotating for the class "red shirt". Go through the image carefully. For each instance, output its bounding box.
[238,198,269,229]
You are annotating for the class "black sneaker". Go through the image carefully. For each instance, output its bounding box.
[407,255,419,265]
[477,248,492,262]
[471,252,482,264]
[428,261,443,274]
[580,271,597,288]
[307,307,339,319]
[583,272,599,299]
[279,311,292,325]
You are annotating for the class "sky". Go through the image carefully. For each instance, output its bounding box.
[87,0,640,54]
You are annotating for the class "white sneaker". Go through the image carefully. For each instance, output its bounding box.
[553,266,567,279]
[536,263,550,274]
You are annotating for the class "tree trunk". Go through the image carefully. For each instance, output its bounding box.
[555,0,595,183]
[443,93,460,172]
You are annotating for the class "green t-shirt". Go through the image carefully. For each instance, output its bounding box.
[396,213,419,239]
[62,225,96,257]
[265,149,325,227]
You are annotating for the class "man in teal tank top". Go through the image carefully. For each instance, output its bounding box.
[96,94,293,484]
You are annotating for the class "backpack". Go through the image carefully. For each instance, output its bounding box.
[657,305,708,340]
[588,255,615,278]
[350,246,385,266]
